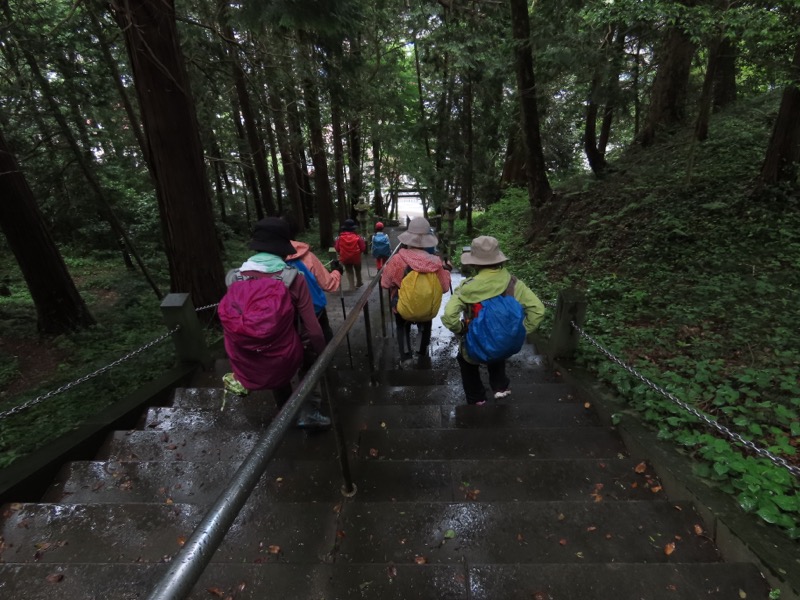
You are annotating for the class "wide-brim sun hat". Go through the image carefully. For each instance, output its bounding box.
[249,217,297,257]
[460,235,508,266]
[398,217,438,248]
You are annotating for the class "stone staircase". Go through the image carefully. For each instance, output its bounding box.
[0,327,771,598]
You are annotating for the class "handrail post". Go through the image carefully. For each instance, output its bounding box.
[550,288,587,359]
[378,283,387,337]
[362,301,375,377]
[160,293,213,369]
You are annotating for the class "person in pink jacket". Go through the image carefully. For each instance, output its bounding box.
[381,217,451,359]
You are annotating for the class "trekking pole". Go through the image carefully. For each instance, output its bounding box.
[339,285,354,369]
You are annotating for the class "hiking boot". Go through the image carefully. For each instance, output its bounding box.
[296,410,331,430]
[493,389,512,400]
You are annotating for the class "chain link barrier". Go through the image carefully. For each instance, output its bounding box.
[0,325,181,421]
[194,303,219,313]
[556,308,800,478]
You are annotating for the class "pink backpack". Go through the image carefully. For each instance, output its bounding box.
[218,270,303,391]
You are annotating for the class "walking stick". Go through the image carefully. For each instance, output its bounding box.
[339,285,354,369]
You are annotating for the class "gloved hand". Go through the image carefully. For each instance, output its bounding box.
[331,259,344,274]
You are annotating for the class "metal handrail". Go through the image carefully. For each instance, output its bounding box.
[145,263,387,600]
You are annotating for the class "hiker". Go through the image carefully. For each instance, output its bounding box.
[334,219,366,289]
[219,217,331,430]
[283,215,344,342]
[371,221,392,271]
[442,236,545,405]
[381,216,451,360]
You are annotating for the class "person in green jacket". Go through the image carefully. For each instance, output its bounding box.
[442,236,546,405]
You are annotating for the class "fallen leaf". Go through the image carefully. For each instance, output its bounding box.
[236,582,246,592]
[336,530,346,539]
[165,498,174,505]
[268,545,281,554]
[631,482,638,489]
[516,533,525,542]
[207,588,225,598]
[664,542,676,556]
[586,526,597,532]
[557,513,566,521]
[368,448,379,457]
[177,536,186,546]
[387,565,397,578]
[559,539,568,546]
[444,529,456,539]
[583,402,591,409]
[414,555,427,564]
[693,524,703,535]
[666,584,677,591]
[166,444,178,450]
[634,462,647,474]
[650,486,662,493]
[739,589,747,598]
[45,573,64,583]
[276,477,284,483]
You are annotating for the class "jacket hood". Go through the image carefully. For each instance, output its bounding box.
[456,267,512,303]
[398,248,443,273]
[287,240,310,261]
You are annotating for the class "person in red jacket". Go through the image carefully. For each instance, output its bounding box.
[334,219,366,289]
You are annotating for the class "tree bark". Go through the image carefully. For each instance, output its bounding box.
[111,0,226,307]
[267,87,305,232]
[759,37,800,186]
[639,6,697,147]
[330,95,348,223]
[510,0,553,208]
[0,128,95,334]
[713,37,737,110]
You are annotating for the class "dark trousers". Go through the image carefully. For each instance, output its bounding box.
[457,352,510,404]
[395,313,432,358]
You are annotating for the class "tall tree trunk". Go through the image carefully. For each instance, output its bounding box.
[584,73,608,177]
[464,75,474,234]
[267,87,305,232]
[759,37,800,186]
[347,118,362,213]
[330,95,348,223]
[639,5,697,147]
[0,128,95,334]
[713,37,737,110]
[219,10,275,216]
[694,38,722,143]
[265,120,283,214]
[230,100,262,220]
[111,0,225,307]
[285,87,313,227]
[301,43,335,249]
[509,0,552,209]
[372,136,383,217]
[209,135,228,223]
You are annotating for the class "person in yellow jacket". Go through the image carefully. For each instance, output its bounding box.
[442,236,545,405]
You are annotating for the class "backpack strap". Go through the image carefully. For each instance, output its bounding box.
[503,276,518,297]
[275,265,298,288]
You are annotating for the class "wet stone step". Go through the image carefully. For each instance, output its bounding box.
[350,458,665,503]
[336,500,719,565]
[331,382,580,406]
[141,405,279,431]
[171,387,277,410]
[358,428,627,461]
[448,403,600,428]
[0,563,470,600]
[0,501,337,564]
[42,459,344,505]
[469,562,769,600]
[98,429,341,462]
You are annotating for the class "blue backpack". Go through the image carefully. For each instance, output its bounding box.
[372,232,391,258]
[287,260,327,316]
[464,277,526,363]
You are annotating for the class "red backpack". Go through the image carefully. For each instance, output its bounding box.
[337,232,362,265]
[218,269,303,391]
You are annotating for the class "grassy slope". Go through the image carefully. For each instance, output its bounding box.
[459,91,800,537]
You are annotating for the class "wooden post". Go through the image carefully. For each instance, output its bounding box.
[160,293,213,369]
[550,289,587,359]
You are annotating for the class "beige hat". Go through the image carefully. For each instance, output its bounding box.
[398,217,438,248]
[460,236,508,265]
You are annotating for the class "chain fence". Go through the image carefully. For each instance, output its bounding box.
[546,297,800,478]
[0,325,181,421]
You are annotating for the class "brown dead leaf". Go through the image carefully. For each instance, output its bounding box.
[336,530,346,539]
[666,584,677,591]
[465,488,481,501]
[165,498,174,505]
[166,444,178,450]
[559,539,568,546]
[414,555,427,564]
[177,536,186,546]
[516,533,525,543]
[207,587,225,598]
[664,542,676,556]
[634,462,647,474]
[693,524,703,536]
[650,486,662,494]
[268,545,281,554]
[387,565,398,579]
[586,526,597,532]
[368,448,379,458]
[45,573,64,583]
[557,513,566,521]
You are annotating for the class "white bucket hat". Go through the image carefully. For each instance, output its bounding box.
[460,236,508,266]
[398,217,438,248]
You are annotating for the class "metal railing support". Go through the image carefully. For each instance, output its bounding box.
[362,301,375,377]
[160,293,212,369]
[322,372,355,495]
[550,288,587,359]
